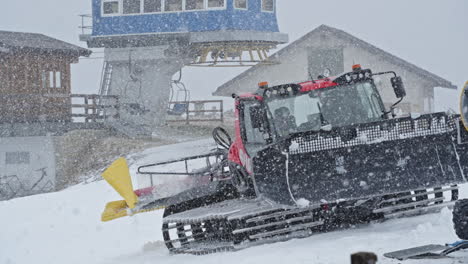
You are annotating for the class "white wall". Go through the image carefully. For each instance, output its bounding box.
[219,46,310,95]
[343,46,437,113]
[0,136,56,199]
[435,87,461,113]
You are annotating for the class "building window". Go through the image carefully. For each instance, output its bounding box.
[103,0,120,15]
[41,71,47,89]
[144,0,162,13]
[234,0,247,9]
[43,71,62,89]
[207,0,225,8]
[164,0,183,11]
[123,0,141,14]
[186,0,204,10]
[49,72,54,88]
[55,72,61,88]
[5,152,30,165]
[261,0,273,12]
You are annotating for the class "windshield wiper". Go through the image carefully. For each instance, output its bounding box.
[317,102,331,130]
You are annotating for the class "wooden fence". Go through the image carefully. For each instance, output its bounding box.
[0,94,119,123]
[166,100,224,124]
[70,94,119,123]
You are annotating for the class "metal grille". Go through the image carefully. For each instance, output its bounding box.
[289,114,457,155]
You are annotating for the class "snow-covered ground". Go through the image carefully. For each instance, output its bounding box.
[1,139,468,264]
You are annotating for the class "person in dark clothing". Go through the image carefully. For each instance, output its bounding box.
[274,107,297,137]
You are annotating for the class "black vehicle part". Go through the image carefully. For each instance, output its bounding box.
[161,187,450,255]
[254,113,468,206]
[160,113,468,255]
[213,127,232,150]
[162,182,240,251]
[385,240,468,260]
[229,163,256,197]
[138,150,226,177]
[453,199,468,240]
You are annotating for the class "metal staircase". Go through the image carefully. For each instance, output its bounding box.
[98,61,152,138]
[99,61,113,98]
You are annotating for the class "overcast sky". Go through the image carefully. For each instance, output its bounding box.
[1,0,466,110]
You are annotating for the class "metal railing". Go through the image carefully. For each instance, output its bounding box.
[166,100,224,124]
[79,14,93,35]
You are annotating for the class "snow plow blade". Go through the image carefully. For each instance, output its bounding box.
[101,158,140,222]
[102,158,139,209]
[102,200,129,222]
[101,158,168,222]
[254,113,468,206]
[102,199,165,222]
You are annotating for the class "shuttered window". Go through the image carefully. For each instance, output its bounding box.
[123,0,141,14]
[103,1,120,15]
[207,0,224,8]
[261,0,273,12]
[42,71,62,89]
[234,0,247,9]
[186,0,204,10]
[144,0,162,13]
[165,0,183,11]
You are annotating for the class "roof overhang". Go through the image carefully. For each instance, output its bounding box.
[81,31,288,49]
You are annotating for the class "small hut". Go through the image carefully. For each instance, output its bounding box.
[0,30,91,123]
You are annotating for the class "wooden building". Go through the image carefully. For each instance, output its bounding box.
[0,31,91,123]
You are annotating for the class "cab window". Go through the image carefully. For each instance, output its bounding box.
[241,101,268,155]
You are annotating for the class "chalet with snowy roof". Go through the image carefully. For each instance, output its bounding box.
[214,25,457,114]
[0,30,91,123]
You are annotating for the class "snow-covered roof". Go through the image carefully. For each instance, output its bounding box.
[214,25,456,96]
[0,30,91,57]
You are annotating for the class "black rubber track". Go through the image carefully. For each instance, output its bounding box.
[453,199,468,240]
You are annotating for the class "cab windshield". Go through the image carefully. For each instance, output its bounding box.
[266,81,384,138]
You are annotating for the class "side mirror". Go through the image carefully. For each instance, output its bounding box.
[391,76,406,98]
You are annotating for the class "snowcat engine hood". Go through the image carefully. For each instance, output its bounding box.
[252,112,468,207]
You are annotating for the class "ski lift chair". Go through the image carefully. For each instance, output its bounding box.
[168,102,189,116]
[167,77,190,116]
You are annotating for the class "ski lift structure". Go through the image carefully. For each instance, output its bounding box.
[167,70,191,116]
[80,0,288,134]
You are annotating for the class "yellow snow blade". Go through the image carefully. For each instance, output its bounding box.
[101,200,166,222]
[102,200,129,222]
[102,158,138,209]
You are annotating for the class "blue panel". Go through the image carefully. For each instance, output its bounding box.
[92,0,279,36]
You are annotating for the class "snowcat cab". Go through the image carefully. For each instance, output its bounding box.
[227,65,408,195]
[100,65,468,255]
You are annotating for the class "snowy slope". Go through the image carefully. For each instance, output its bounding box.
[1,139,468,264]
